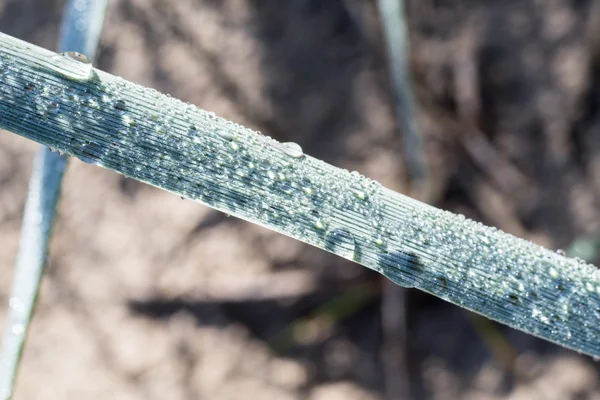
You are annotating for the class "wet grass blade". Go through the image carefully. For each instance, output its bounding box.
[0,2,107,398]
[0,32,599,358]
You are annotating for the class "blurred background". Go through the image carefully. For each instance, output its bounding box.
[1,0,600,399]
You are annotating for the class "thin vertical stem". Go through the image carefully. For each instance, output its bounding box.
[377,1,427,398]
[378,0,427,188]
[0,1,107,398]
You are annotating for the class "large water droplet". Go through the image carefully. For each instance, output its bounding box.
[325,228,356,260]
[378,250,424,288]
[218,129,236,141]
[281,142,304,158]
[47,51,93,81]
[63,51,91,64]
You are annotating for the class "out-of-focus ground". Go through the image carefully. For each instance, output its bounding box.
[1,0,600,399]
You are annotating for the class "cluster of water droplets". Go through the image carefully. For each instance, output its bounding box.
[382,204,600,349]
[1,40,599,356]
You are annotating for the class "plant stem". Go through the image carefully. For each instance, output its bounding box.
[0,2,107,398]
[377,0,427,189]
[0,32,599,358]
[377,1,425,398]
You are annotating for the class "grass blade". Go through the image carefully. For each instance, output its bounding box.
[0,32,599,358]
[0,2,107,398]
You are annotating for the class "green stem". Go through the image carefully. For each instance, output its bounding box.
[0,32,598,358]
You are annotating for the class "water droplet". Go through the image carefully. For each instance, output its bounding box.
[325,228,356,260]
[114,99,127,114]
[230,141,239,151]
[478,234,491,245]
[280,142,304,158]
[24,82,37,93]
[11,324,24,335]
[63,51,91,64]
[46,51,93,80]
[47,101,60,114]
[122,115,137,126]
[378,250,424,288]
[432,273,448,291]
[0,82,13,95]
[314,218,326,230]
[585,281,596,293]
[506,293,519,306]
[526,290,538,301]
[9,297,23,311]
[352,187,366,200]
[218,129,236,140]
[79,142,103,164]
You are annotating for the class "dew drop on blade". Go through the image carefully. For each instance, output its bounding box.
[281,142,304,159]
[325,228,356,260]
[46,51,94,81]
[79,142,103,165]
[63,51,91,64]
[114,99,128,114]
[47,101,60,114]
[8,297,23,311]
[432,273,448,291]
[378,250,424,288]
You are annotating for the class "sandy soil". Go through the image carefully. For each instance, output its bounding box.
[0,0,600,399]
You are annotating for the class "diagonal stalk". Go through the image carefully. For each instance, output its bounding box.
[0,32,598,359]
[0,2,107,398]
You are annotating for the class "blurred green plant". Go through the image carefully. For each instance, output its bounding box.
[268,281,378,353]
